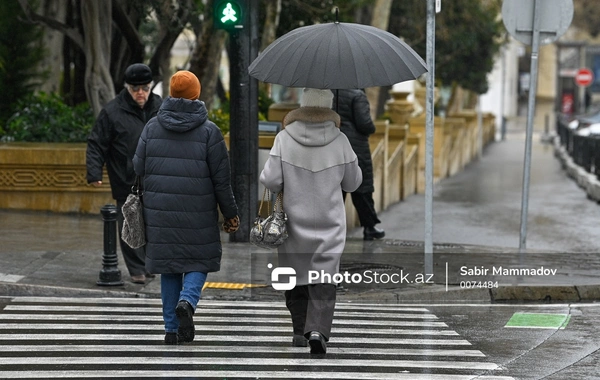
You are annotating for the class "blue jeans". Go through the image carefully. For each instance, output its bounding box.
[161,272,207,333]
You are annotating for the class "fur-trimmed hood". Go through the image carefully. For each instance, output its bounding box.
[283,107,340,129]
[282,107,341,147]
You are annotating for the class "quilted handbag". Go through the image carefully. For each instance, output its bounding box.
[121,176,146,249]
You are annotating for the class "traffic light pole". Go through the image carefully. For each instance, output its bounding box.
[228,0,259,242]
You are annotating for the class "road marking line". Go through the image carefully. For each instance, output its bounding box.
[0,273,24,282]
[0,323,459,335]
[2,305,439,319]
[0,356,499,370]
[0,370,516,379]
[0,334,471,345]
[0,345,486,356]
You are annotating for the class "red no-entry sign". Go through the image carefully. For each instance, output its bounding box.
[575,68,594,87]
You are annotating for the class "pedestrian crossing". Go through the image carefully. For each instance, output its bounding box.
[0,296,513,379]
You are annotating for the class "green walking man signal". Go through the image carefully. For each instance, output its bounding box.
[214,0,244,30]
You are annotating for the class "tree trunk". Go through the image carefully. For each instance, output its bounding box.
[38,0,67,94]
[261,0,281,51]
[80,0,114,116]
[189,10,227,110]
[367,0,393,119]
[259,0,281,97]
[111,0,145,91]
[148,0,193,95]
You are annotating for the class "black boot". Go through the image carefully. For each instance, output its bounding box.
[164,332,178,345]
[176,300,195,343]
[363,226,385,240]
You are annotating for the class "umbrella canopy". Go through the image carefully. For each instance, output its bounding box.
[248,22,427,89]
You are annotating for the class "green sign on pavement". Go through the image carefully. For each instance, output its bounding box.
[505,313,571,329]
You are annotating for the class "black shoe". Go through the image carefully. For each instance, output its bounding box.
[292,334,308,347]
[130,274,146,284]
[308,331,327,354]
[363,226,385,240]
[164,332,178,345]
[176,300,195,343]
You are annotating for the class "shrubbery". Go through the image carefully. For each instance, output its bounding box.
[208,107,230,136]
[1,92,94,143]
[0,87,277,142]
[208,87,274,136]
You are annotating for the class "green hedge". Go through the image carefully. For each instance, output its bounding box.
[1,92,94,143]
[1,89,276,142]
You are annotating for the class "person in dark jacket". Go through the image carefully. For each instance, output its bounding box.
[133,70,239,345]
[86,63,162,284]
[334,89,385,240]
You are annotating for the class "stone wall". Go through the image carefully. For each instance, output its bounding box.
[0,143,113,214]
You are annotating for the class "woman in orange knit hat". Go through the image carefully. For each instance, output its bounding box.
[134,70,240,345]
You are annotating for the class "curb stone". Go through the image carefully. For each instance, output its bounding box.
[491,286,581,302]
[3,281,600,303]
[0,282,159,299]
[575,285,600,301]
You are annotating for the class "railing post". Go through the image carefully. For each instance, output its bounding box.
[97,204,124,286]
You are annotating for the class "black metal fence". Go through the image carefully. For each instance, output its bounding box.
[557,116,600,178]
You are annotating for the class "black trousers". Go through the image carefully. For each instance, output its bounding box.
[343,191,381,228]
[284,284,337,341]
[116,199,147,277]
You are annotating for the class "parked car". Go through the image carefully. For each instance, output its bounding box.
[566,107,600,131]
[576,123,600,136]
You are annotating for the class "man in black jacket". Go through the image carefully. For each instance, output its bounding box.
[86,63,162,284]
[334,89,385,240]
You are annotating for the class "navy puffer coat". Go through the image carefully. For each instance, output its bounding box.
[334,89,376,193]
[133,97,238,274]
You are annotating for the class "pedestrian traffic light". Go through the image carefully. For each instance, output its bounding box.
[214,0,244,30]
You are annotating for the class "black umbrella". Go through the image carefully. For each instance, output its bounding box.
[248,21,427,89]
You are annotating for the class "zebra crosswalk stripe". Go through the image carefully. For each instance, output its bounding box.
[0,296,514,379]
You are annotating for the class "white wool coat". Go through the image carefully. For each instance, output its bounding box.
[259,107,362,285]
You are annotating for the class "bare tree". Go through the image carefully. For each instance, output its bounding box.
[148,0,195,95]
[80,0,114,114]
[17,0,198,115]
[37,0,67,94]
[189,25,227,109]
[261,0,281,52]
[18,0,113,114]
[110,0,146,87]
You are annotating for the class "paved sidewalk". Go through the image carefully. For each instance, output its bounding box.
[0,208,598,304]
[1,125,599,303]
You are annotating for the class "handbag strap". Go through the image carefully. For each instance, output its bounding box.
[274,191,284,212]
[131,175,142,196]
[257,188,271,216]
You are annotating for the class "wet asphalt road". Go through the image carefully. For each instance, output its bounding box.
[431,303,600,380]
[1,297,598,379]
[358,131,600,253]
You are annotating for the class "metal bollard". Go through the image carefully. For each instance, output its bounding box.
[540,114,553,144]
[97,204,124,286]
